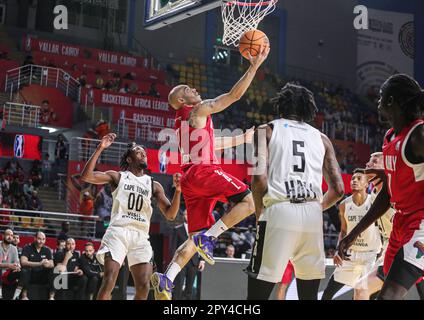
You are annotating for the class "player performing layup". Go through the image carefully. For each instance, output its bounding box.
[338,74,424,300]
[151,45,270,300]
[246,83,345,300]
[81,133,182,300]
[322,169,382,300]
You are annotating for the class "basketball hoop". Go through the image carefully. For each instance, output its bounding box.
[221,0,277,47]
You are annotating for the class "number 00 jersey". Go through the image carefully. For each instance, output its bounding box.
[263,118,325,208]
[110,171,153,233]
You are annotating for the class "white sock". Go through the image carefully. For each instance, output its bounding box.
[204,219,228,238]
[165,262,181,283]
[13,288,22,300]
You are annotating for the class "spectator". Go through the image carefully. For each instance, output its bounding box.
[4,158,23,177]
[9,177,22,199]
[172,210,205,300]
[30,160,42,188]
[0,174,10,194]
[23,179,35,197]
[94,185,113,219]
[20,231,54,300]
[54,238,86,300]
[12,233,22,257]
[42,153,52,187]
[57,221,70,242]
[79,242,103,300]
[78,73,87,88]
[147,83,160,98]
[225,245,235,258]
[22,55,34,67]
[0,229,21,300]
[54,134,67,166]
[55,239,66,254]
[27,190,43,212]
[40,100,57,125]
[79,191,94,217]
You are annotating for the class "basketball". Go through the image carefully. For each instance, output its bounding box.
[238,29,270,59]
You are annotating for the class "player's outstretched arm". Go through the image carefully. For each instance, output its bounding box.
[214,126,255,150]
[154,173,182,221]
[251,125,271,221]
[321,134,345,211]
[338,168,391,260]
[193,46,270,118]
[333,202,346,266]
[81,133,120,187]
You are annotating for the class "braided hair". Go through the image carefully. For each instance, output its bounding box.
[270,83,318,122]
[381,74,424,122]
[120,142,137,171]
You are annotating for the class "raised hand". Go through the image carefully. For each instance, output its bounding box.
[99,133,117,150]
[248,43,270,70]
[173,173,182,193]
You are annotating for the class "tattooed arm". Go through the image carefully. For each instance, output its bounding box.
[251,124,272,222]
[189,46,269,128]
[321,134,345,211]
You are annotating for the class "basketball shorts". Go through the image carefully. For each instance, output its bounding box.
[383,211,424,284]
[281,261,295,285]
[246,201,325,283]
[333,250,379,289]
[96,226,153,267]
[181,164,250,233]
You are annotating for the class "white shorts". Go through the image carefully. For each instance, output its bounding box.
[96,226,153,267]
[333,250,379,289]
[247,201,325,283]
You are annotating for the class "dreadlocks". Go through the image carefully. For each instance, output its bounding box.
[270,83,318,122]
[120,142,137,171]
[381,74,424,122]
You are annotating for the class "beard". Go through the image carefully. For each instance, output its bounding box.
[139,162,148,170]
[4,239,12,245]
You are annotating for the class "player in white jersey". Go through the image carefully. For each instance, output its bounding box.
[81,133,182,300]
[321,169,382,300]
[246,83,345,300]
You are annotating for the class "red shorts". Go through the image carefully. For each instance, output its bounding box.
[384,210,424,283]
[181,164,249,233]
[281,261,295,285]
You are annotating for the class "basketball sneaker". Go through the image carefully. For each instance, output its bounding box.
[193,232,216,265]
[151,272,174,300]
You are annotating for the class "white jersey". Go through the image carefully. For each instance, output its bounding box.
[343,195,382,252]
[263,118,325,208]
[370,188,395,241]
[109,171,154,233]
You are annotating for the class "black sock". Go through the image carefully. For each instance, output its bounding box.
[296,278,321,300]
[247,276,275,300]
[321,275,344,300]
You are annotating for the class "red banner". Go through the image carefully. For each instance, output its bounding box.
[24,36,145,68]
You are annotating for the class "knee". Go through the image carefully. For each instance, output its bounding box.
[135,280,150,293]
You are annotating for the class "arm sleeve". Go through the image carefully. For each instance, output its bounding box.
[21,245,30,259]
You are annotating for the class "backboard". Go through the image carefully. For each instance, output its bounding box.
[144,0,220,30]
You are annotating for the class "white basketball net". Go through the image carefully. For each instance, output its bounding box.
[221,0,277,47]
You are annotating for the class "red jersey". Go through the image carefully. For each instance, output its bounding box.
[174,105,218,169]
[382,119,424,215]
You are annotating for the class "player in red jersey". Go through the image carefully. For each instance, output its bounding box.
[338,74,424,299]
[151,45,270,300]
